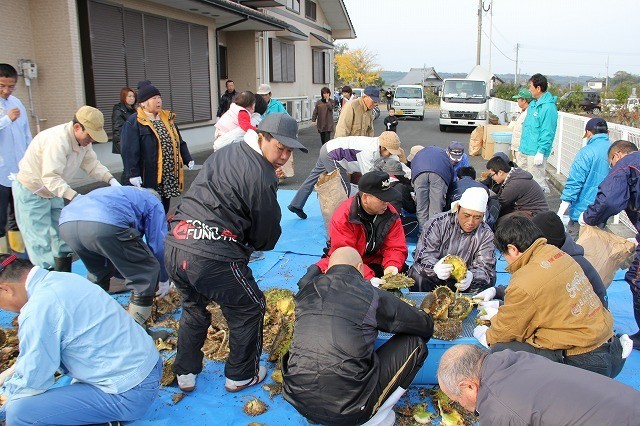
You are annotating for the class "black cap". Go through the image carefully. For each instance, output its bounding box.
[137,80,161,103]
[358,171,400,202]
[531,211,566,248]
[584,117,607,137]
[257,113,308,153]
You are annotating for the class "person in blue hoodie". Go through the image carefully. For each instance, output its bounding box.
[582,140,640,350]
[519,73,558,193]
[557,118,611,239]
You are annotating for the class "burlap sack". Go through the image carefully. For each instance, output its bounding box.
[469,125,484,156]
[314,170,348,232]
[281,153,295,178]
[577,225,636,288]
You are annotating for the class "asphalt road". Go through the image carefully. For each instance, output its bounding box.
[79,108,561,212]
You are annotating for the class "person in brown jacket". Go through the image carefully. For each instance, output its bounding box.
[311,87,334,145]
[335,86,379,137]
[473,215,627,378]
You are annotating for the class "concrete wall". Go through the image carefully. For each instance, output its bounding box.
[225,31,259,93]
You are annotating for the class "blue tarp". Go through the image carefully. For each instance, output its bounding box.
[1,190,638,425]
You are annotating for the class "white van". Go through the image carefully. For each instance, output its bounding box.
[392,85,425,120]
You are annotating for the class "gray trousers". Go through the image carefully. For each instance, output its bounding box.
[413,172,448,231]
[59,221,158,296]
[289,144,350,210]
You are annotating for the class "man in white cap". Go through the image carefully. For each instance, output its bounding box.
[257,83,287,115]
[409,187,496,293]
[13,106,119,271]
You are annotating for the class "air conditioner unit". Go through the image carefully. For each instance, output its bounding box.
[293,100,302,122]
[302,99,310,121]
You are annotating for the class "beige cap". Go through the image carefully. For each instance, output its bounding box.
[75,106,108,143]
[407,145,425,162]
[257,83,272,95]
[378,131,402,156]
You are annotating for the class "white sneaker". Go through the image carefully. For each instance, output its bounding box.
[225,365,267,392]
[177,373,197,392]
[620,334,633,359]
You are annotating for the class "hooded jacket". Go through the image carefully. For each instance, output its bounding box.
[476,350,640,425]
[486,238,613,356]
[519,91,558,157]
[583,151,640,233]
[165,139,281,262]
[561,133,611,221]
[410,211,496,293]
[316,195,407,280]
[497,167,548,217]
[282,264,433,425]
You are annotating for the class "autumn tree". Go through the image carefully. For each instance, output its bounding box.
[335,47,382,88]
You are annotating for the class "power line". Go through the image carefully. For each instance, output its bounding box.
[482,29,515,62]
[519,44,640,57]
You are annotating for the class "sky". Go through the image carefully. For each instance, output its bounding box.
[341,0,640,78]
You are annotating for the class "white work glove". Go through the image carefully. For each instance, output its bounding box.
[383,265,398,276]
[455,271,473,291]
[473,287,497,302]
[578,212,586,226]
[533,152,544,166]
[109,177,122,187]
[370,277,384,288]
[188,160,195,170]
[156,280,171,298]
[129,176,143,187]
[478,307,498,321]
[473,325,489,348]
[557,201,570,218]
[433,258,454,280]
[0,365,15,387]
[478,300,500,311]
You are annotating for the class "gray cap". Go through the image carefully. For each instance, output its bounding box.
[257,113,308,153]
[373,157,405,176]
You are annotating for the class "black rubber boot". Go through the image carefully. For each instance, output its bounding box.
[95,277,111,292]
[53,256,73,272]
[129,293,170,341]
[631,287,640,350]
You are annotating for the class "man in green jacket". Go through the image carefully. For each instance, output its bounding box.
[518,73,558,193]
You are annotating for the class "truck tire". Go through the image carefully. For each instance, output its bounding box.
[419,114,424,121]
[439,124,447,132]
[592,107,601,115]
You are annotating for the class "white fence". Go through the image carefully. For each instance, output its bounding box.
[489,98,640,231]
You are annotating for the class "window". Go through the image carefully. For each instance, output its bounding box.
[312,50,330,84]
[305,0,316,20]
[286,0,300,13]
[80,0,211,129]
[270,39,295,83]
[218,45,228,80]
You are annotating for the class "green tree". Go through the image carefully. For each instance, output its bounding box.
[613,83,631,105]
[492,83,518,101]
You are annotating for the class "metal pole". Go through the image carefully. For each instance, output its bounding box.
[488,0,493,71]
[515,43,519,84]
[605,55,609,93]
[476,0,482,66]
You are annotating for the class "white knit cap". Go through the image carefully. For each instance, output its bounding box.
[451,187,488,213]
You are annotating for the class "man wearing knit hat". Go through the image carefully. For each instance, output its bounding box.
[288,131,408,219]
[13,106,118,271]
[409,187,496,293]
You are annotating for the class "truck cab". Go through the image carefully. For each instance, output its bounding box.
[392,85,425,120]
[439,78,490,131]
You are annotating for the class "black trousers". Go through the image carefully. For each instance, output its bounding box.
[0,185,18,237]
[319,131,332,145]
[491,336,625,378]
[165,244,265,381]
[59,222,159,296]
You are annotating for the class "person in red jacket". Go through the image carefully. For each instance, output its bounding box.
[315,170,408,284]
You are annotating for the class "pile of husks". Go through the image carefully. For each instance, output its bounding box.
[420,286,475,340]
[0,325,19,373]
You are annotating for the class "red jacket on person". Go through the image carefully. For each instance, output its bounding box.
[316,195,408,280]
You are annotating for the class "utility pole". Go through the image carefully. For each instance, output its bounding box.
[476,0,482,66]
[514,43,519,84]
[488,0,493,72]
[605,55,610,93]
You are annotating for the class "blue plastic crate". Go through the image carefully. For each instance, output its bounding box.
[490,131,513,143]
[375,292,481,385]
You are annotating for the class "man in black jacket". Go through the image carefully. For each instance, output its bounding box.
[164,113,307,393]
[283,247,434,426]
[216,80,237,118]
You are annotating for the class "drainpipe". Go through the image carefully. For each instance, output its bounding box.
[215,17,249,111]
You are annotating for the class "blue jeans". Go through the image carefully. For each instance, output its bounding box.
[5,356,162,425]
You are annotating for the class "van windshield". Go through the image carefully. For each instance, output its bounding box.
[394,87,423,99]
[442,80,487,103]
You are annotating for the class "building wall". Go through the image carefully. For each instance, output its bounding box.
[225,31,259,93]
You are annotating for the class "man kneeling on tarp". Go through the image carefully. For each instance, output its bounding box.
[282,247,434,426]
[0,254,161,426]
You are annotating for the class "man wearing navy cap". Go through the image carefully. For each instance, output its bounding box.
[314,170,408,285]
[557,117,611,238]
[447,140,470,179]
[335,85,379,137]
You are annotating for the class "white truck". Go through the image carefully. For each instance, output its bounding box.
[392,85,425,120]
[439,65,493,132]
